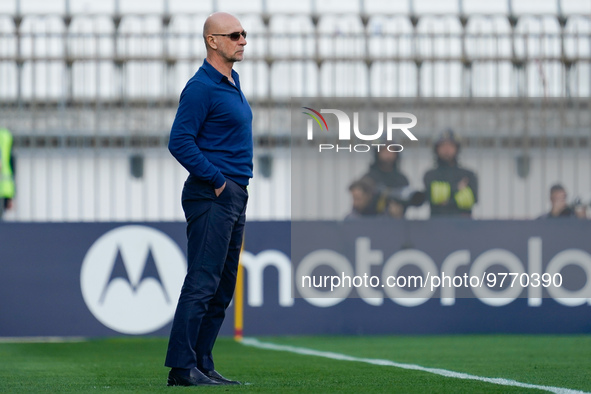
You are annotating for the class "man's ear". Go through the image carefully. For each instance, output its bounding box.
[205,36,218,50]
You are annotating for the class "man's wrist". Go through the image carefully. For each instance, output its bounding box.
[212,172,226,189]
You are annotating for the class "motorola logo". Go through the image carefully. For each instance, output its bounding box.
[80,225,186,334]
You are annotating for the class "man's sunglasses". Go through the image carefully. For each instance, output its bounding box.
[211,31,247,41]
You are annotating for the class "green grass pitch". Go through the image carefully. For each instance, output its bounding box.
[0,335,589,393]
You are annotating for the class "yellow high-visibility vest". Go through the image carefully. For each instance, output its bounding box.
[0,128,15,199]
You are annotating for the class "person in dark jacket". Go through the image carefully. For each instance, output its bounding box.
[345,177,378,220]
[363,146,410,218]
[537,184,575,219]
[364,146,409,189]
[423,129,478,218]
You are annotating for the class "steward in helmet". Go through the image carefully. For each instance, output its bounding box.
[423,129,478,218]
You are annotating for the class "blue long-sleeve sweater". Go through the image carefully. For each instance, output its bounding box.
[168,59,253,188]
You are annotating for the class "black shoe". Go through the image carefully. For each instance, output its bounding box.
[167,367,221,386]
[202,370,241,385]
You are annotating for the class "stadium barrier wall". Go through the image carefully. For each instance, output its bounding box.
[0,220,589,337]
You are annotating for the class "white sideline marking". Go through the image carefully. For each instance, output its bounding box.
[0,336,86,343]
[241,337,588,394]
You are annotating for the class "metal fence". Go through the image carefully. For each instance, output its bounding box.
[0,5,589,221]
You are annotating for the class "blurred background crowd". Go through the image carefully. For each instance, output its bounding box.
[0,0,589,221]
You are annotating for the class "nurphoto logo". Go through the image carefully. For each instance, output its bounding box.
[302,106,418,153]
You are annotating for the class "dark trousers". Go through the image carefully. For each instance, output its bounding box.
[165,176,248,371]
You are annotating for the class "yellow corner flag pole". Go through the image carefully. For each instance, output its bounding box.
[234,242,244,342]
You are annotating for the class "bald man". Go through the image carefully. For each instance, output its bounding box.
[165,12,251,386]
